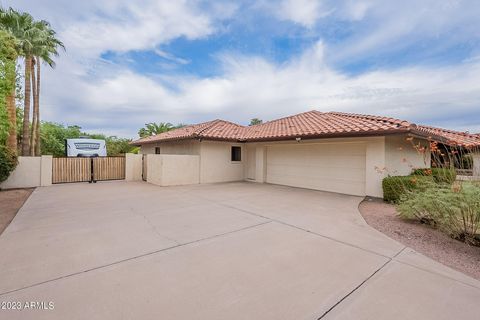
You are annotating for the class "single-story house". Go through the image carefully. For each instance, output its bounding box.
[131,111,480,197]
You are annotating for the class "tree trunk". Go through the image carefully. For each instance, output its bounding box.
[21,56,32,156]
[30,57,37,156]
[5,89,17,153]
[35,57,41,156]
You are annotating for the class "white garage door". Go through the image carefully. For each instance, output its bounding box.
[266,143,366,196]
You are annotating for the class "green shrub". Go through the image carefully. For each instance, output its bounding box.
[0,145,17,183]
[382,175,434,203]
[397,182,480,245]
[411,167,456,184]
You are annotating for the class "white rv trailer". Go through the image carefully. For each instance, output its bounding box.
[65,138,107,157]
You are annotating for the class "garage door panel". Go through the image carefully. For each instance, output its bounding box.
[267,164,366,182]
[271,155,365,167]
[266,143,366,196]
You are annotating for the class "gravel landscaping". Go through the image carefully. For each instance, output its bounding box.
[359,197,480,280]
[0,188,34,235]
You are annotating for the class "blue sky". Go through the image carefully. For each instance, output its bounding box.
[3,0,480,137]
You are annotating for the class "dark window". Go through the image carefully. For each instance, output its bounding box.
[231,146,241,161]
[155,147,161,154]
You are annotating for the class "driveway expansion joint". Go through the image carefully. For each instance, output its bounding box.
[316,247,406,319]
[214,200,394,260]
[0,220,272,297]
[316,259,392,319]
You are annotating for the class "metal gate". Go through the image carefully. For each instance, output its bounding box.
[52,157,125,184]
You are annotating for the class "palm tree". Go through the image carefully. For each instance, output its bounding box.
[0,8,39,156]
[0,9,19,154]
[1,9,63,156]
[138,122,174,138]
[0,28,17,153]
[29,20,64,155]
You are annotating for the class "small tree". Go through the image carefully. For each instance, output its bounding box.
[249,118,263,126]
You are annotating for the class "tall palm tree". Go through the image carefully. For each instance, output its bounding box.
[0,9,19,154]
[0,8,39,156]
[0,29,17,153]
[29,20,64,155]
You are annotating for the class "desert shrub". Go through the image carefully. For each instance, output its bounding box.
[461,154,473,170]
[0,145,17,183]
[382,175,434,203]
[397,182,480,245]
[412,167,456,184]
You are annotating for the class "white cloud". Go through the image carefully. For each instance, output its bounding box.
[154,50,190,65]
[60,1,214,57]
[327,0,480,62]
[5,0,480,137]
[274,0,333,28]
[40,41,480,137]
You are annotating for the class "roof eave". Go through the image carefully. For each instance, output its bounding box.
[243,128,412,142]
[410,128,480,148]
[130,136,196,146]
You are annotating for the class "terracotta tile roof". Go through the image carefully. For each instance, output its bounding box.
[413,125,480,148]
[132,119,245,145]
[131,110,480,147]
[244,111,412,140]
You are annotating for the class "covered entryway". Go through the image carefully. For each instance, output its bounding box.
[266,142,367,196]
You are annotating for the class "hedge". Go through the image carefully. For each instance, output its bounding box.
[411,168,456,184]
[382,175,434,203]
[0,146,17,183]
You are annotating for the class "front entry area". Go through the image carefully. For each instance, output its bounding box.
[266,142,367,196]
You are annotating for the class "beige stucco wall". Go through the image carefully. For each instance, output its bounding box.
[141,140,245,185]
[385,135,431,176]
[0,156,52,189]
[472,153,480,177]
[136,134,430,197]
[125,153,143,181]
[245,145,256,180]
[140,140,200,155]
[199,141,245,184]
[365,137,386,198]
[146,154,200,186]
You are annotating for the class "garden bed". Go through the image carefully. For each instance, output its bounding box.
[359,197,480,280]
[0,188,34,235]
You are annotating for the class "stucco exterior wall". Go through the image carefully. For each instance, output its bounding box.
[125,153,143,181]
[199,141,245,183]
[365,137,386,198]
[245,145,256,180]
[146,154,200,186]
[385,135,431,176]
[1,156,52,189]
[136,134,430,197]
[472,153,480,177]
[140,140,200,155]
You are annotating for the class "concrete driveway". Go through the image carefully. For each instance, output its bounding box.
[0,181,479,319]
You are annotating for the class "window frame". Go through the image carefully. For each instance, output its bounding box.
[155,147,161,154]
[231,146,242,162]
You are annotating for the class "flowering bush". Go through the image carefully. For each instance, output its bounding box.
[412,168,456,184]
